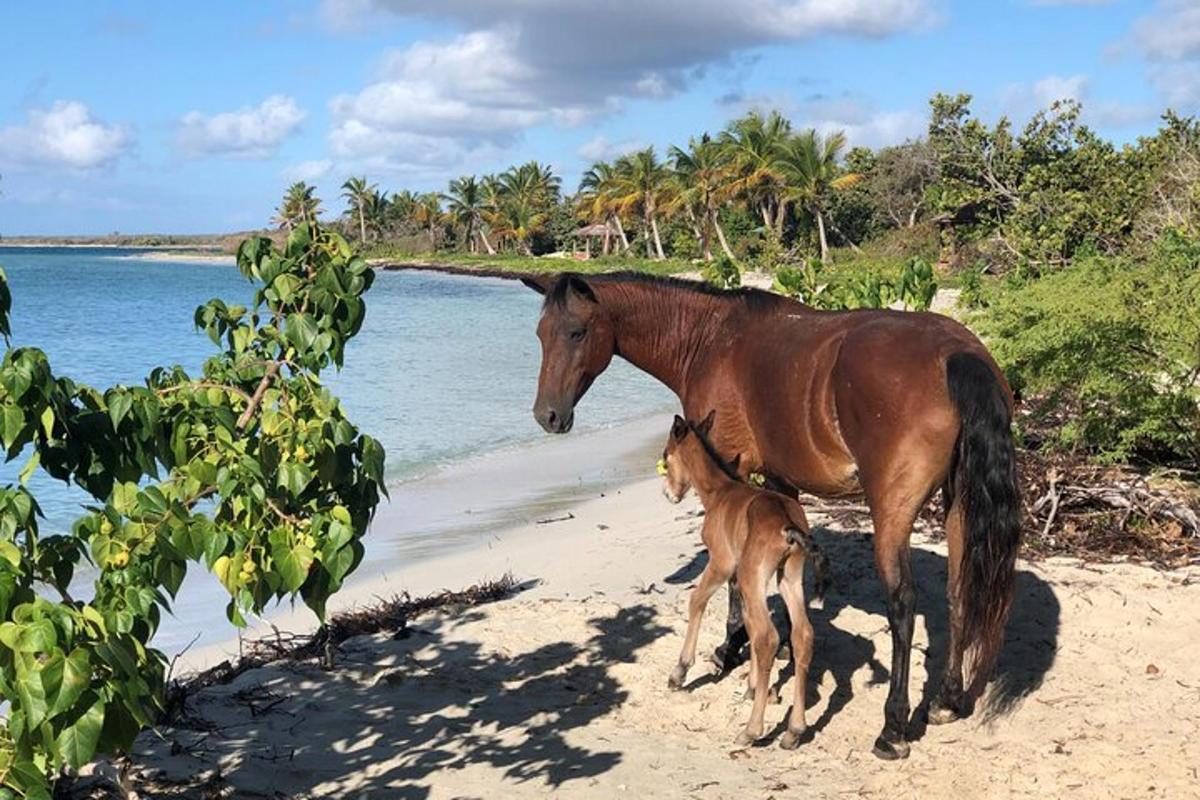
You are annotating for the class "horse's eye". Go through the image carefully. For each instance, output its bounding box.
[570,327,587,342]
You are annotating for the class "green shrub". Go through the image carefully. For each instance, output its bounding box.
[702,255,741,288]
[0,224,385,796]
[774,257,938,311]
[977,231,1200,464]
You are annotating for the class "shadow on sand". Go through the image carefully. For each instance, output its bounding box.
[140,526,1060,797]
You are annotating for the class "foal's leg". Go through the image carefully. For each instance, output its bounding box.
[930,496,969,723]
[669,563,728,690]
[778,551,813,750]
[734,568,778,746]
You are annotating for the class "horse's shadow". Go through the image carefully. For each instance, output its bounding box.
[681,526,1061,742]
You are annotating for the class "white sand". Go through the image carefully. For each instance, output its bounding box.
[126,472,1200,798]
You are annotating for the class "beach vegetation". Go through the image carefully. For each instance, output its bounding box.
[0,223,384,796]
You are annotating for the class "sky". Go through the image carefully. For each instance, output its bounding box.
[0,0,1193,235]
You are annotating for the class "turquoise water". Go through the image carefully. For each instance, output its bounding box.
[0,247,674,536]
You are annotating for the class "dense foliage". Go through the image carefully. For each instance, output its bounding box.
[0,224,384,796]
[977,232,1200,465]
[277,94,1200,281]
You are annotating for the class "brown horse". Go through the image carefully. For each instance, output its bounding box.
[523,272,1021,759]
[661,412,828,749]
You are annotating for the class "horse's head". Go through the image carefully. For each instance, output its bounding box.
[660,411,716,503]
[523,273,616,433]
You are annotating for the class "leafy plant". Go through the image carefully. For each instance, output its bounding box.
[774,257,937,311]
[977,231,1200,463]
[0,223,384,796]
[702,255,741,289]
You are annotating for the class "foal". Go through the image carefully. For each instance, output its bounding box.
[661,413,828,748]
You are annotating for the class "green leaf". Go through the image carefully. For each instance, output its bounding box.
[273,543,314,593]
[107,391,133,429]
[18,449,40,485]
[56,694,106,770]
[277,462,312,497]
[111,482,139,515]
[50,648,91,717]
[285,313,319,353]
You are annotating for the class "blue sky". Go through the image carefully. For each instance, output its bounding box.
[0,0,1192,235]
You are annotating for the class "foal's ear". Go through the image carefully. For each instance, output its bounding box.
[671,414,688,440]
[520,275,551,295]
[566,275,598,304]
[697,409,716,436]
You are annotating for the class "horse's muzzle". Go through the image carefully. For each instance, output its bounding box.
[534,405,574,434]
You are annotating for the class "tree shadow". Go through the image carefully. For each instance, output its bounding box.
[680,525,1061,744]
[138,602,672,798]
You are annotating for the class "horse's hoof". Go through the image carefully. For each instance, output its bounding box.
[809,595,825,611]
[667,666,687,691]
[733,729,759,747]
[779,729,805,750]
[872,734,910,761]
[928,702,962,725]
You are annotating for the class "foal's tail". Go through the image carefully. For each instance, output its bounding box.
[946,353,1022,694]
[784,527,829,607]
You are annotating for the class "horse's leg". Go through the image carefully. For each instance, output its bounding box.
[669,561,728,690]
[778,550,813,750]
[868,494,922,761]
[734,567,778,746]
[711,576,749,671]
[930,495,969,723]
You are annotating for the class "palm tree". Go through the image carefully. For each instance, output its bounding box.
[411,192,443,251]
[777,129,863,262]
[341,176,376,243]
[613,148,671,260]
[274,182,322,231]
[719,110,791,235]
[669,135,737,261]
[491,200,548,256]
[362,189,389,241]
[499,161,561,210]
[443,175,495,255]
[577,160,631,255]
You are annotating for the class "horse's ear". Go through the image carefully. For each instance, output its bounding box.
[697,409,716,436]
[520,275,551,295]
[566,275,598,304]
[671,415,688,440]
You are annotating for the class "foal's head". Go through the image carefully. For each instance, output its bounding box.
[523,274,616,434]
[659,412,717,504]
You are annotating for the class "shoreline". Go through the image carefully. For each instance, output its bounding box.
[168,410,675,670]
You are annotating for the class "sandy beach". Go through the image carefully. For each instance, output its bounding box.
[124,438,1200,798]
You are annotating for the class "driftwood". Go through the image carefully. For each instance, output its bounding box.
[795,449,1199,567]
[162,574,521,723]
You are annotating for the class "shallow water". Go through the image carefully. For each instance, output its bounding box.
[0,247,676,652]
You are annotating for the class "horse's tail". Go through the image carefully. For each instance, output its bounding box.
[784,526,829,608]
[946,352,1022,693]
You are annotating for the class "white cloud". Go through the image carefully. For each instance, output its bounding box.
[323,0,932,176]
[577,135,646,163]
[1135,0,1200,61]
[282,159,333,182]
[176,95,305,159]
[0,101,132,169]
[718,91,924,149]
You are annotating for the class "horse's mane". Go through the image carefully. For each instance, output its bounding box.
[544,271,787,313]
[686,419,743,482]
